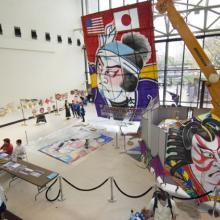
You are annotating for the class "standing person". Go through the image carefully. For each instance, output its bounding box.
[80,105,85,122]
[13,139,26,160]
[75,102,81,118]
[0,185,7,220]
[70,101,77,118]
[64,100,71,120]
[0,138,13,155]
[147,189,177,220]
[84,139,89,149]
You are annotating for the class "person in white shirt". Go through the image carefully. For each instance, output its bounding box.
[0,185,7,220]
[13,139,26,160]
[147,189,177,220]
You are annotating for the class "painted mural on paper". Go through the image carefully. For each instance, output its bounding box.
[82,1,158,121]
[165,118,220,202]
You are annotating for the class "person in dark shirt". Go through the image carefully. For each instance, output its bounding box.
[75,102,81,118]
[64,100,71,120]
[70,101,77,118]
[80,105,85,122]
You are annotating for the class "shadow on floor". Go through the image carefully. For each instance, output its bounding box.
[176,200,201,219]
[5,210,22,220]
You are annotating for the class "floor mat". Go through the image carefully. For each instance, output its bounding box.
[38,124,113,164]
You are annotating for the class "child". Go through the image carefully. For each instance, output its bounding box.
[80,105,85,122]
[13,139,26,160]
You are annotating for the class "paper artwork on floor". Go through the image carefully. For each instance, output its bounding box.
[38,124,113,164]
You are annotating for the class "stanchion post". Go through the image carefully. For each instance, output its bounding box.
[20,99,27,126]
[212,186,219,217]
[123,134,126,152]
[115,133,119,149]
[108,177,116,203]
[55,100,60,116]
[25,130,29,145]
[120,134,127,154]
[58,176,64,201]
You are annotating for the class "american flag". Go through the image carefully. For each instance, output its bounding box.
[86,17,104,34]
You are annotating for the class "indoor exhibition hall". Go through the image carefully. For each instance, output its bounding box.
[0,0,220,220]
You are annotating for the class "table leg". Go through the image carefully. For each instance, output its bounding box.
[9,175,18,188]
[35,185,48,201]
[120,134,127,154]
[115,133,119,149]
[58,176,64,201]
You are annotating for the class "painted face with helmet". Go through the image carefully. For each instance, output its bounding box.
[96,24,151,107]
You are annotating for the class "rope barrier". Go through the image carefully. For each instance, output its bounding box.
[45,177,61,202]
[45,176,213,203]
[172,190,213,200]
[62,177,110,191]
[113,179,153,198]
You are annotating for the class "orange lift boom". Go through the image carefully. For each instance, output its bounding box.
[156,0,220,120]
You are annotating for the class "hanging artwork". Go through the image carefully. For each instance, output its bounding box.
[82,1,158,121]
[165,118,220,203]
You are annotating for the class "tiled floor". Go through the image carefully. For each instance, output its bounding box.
[0,104,217,219]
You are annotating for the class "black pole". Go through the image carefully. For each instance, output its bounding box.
[83,47,89,92]
[199,80,206,108]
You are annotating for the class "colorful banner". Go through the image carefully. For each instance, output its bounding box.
[165,118,220,202]
[82,1,158,121]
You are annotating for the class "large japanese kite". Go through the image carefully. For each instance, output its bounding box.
[82,1,158,121]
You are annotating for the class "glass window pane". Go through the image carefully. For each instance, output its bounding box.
[100,0,110,11]
[181,71,200,107]
[206,11,220,30]
[154,16,167,36]
[155,42,166,70]
[167,41,184,67]
[184,39,203,70]
[204,36,220,70]
[203,86,212,108]
[155,42,166,103]
[124,0,137,5]
[187,10,204,31]
[175,2,187,11]
[159,78,164,104]
[208,0,219,6]
[188,0,206,6]
[87,0,99,13]
[165,71,182,106]
[165,41,184,105]
[111,0,123,8]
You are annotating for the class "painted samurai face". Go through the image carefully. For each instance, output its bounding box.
[96,56,128,103]
[191,134,220,188]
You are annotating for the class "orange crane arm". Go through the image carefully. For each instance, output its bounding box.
[156,0,220,119]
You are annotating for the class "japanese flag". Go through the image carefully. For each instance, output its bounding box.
[114,8,140,32]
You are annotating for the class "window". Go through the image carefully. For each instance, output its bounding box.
[111,0,123,8]
[87,0,99,14]
[45,32,51,41]
[68,37,72,45]
[31,30,37,39]
[0,24,2,35]
[14,27,21,37]
[57,35,62,43]
[99,0,110,11]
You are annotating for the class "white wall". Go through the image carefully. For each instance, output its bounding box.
[0,0,85,106]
